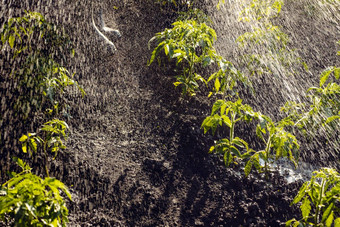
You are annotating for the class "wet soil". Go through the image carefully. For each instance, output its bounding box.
[1,0,339,226]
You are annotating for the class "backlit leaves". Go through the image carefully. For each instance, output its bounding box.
[287,168,340,227]
[148,19,220,95]
[0,158,71,226]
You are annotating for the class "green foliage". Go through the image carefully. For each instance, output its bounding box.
[148,19,249,96]
[202,99,299,177]
[177,8,212,24]
[0,11,84,120]
[207,59,252,97]
[286,168,340,227]
[238,0,284,22]
[0,158,71,227]
[19,119,69,177]
[236,23,288,49]
[282,66,340,131]
[148,19,218,95]
[245,115,299,177]
[153,0,194,8]
[201,99,259,166]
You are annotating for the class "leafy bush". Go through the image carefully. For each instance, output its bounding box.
[238,0,284,22]
[202,99,299,177]
[282,66,340,134]
[245,115,299,177]
[148,19,218,95]
[148,18,249,96]
[19,119,69,177]
[0,11,84,121]
[201,99,258,166]
[153,0,194,8]
[0,158,71,227]
[0,11,80,226]
[207,59,251,97]
[176,8,212,24]
[286,168,340,227]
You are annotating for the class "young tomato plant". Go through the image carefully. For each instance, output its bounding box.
[281,66,340,134]
[19,119,69,177]
[0,158,71,227]
[0,11,84,120]
[245,116,299,177]
[207,58,252,97]
[201,99,259,166]
[148,19,218,96]
[286,168,340,227]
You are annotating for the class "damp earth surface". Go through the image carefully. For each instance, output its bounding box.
[1,0,339,226]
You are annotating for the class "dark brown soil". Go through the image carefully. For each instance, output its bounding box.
[1,0,339,226]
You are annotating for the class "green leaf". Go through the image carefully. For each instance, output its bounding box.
[223,151,232,166]
[321,203,334,223]
[19,135,28,142]
[333,67,340,79]
[292,182,308,204]
[221,115,232,128]
[22,142,27,153]
[164,44,169,55]
[174,82,181,87]
[230,146,241,157]
[203,56,212,66]
[215,78,221,92]
[325,115,340,124]
[320,67,334,87]
[232,137,248,149]
[301,197,311,220]
[244,160,252,177]
[285,219,298,227]
[9,34,15,48]
[334,218,340,227]
[325,211,334,227]
[211,100,225,115]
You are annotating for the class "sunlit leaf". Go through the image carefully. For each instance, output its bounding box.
[9,34,15,48]
[301,197,311,219]
[334,218,340,227]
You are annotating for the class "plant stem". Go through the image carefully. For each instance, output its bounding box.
[230,112,236,142]
[315,179,326,224]
[43,141,49,178]
[264,134,272,179]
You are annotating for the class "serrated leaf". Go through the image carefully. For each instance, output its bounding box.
[301,197,311,219]
[244,160,252,177]
[223,151,232,166]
